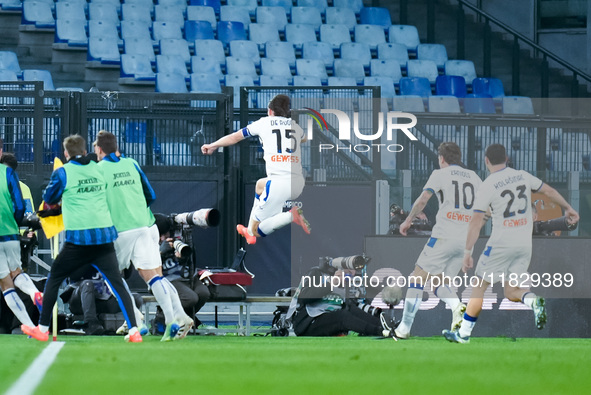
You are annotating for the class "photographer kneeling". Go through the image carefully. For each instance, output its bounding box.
[289,257,396,338]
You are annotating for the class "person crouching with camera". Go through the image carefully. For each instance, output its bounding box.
[288,264,396,338]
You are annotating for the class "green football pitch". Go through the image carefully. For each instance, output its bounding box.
[2,335,590,394]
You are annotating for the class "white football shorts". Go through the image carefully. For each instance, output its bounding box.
[0,240,21,279]
[415,237,464,276]
[114,225,161,271]
[475,245,531,284]
[251,175,305,222]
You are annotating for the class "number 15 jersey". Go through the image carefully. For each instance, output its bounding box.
[243,116,305,178]
[473,167,543,247]
[424,165,482,240]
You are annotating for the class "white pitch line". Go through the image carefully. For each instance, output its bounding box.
[6,341,65,395]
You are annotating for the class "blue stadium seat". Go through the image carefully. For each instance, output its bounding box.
[22,1,55,28]
[340,42,371,69]
[156,55,190,78]
[359,7,392,29]
[155,5,185,25]
[319,24,351,51]
[186,6,217,29]
[1,0,24,11]
[220,5,252,30]
[333,0,364,15]
[225,56,258,80]
[364,76,396,98]
[399,77,431,96]
[88,20,120,43]
[88,37,121,64]
[190,73,222,93]
[293,75,322,86]
[502,96,534,115]
[428,96,461,113]
[444,60,477,86]
[155,72,189,93]
[260,58,292,81]
[0,51,21,76]
[121,3,153,24]
[249,23,281,49]
[302,41,334,68]
[328,76,356,87]
[121,20,152,42]
[389,25,420,53]
[88,3,119,24]
[153,22,183,41]
[262,0,292,15]
[0,69,18,81]
[22,69,55,90]
[194,40,226,66]
[393,95,425,112]
[224,74,255,108]
[463,93,496,114]
[159,39,191,64]
[296,0,327,14]
[472,77,505,98]
[407,59,439,84]
[265,42,296,68]
[217,21,248,46]
[256,6,288,32]
[285,24,318,51]
[185,20,215,41]
[230,40,261,67]
[377,43,409,70]
[92,0,122,6]
[354,25,386,51]
[190,56,223,76]
[333,59,365,84]
[120,54,156,81]
[228,0,258,17]
[417,44,448,70]
[55,19,88,47]
[190,0,221,15]
[296,59,327,83]
[291,7,322,32]
[370,59,402,83]
[325,7,357,31]
[435,75,466,98]
[124,38,156,63]
[55,2,86,21]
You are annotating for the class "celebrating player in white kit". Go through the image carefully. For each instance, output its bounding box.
[201,94,310,244]
[392,142,482,339]
[444,144,579,343]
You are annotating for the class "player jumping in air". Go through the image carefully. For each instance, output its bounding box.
[201,94,310,244]
[394,142,483,339]
[443,144,579,343]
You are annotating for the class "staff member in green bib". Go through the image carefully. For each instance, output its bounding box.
[21,135,143,343]
[94,130,193,341]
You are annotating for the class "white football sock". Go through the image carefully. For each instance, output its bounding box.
[13,273,39,300]
[435,285,461,311]
[458,313,477,338]
[397,285,424,334]
[149,276,175,324]
[162,277,187,320]
[39,324,49,333]
[521,292,537,309]
[3,289,34,327]
[258,212,292,237]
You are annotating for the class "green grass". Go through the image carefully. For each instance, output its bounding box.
[1,335,591,394]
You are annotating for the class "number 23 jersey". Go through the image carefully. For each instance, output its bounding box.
[244,116,304,178]
[473,167,543,247]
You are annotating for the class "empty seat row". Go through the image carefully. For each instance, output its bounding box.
[393,95,533,115]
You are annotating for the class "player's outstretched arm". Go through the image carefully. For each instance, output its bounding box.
[201,130,245,155]
[400,190,432,236]
[538,184,580,225]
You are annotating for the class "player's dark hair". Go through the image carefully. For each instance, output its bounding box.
[0,152,17,170]
[63,134,86,157]
[95,130,118,155]
[437,142,462,165]
[485,144,507,165]
[268,94,290,118]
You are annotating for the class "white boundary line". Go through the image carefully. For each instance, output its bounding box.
[6,341,65,395]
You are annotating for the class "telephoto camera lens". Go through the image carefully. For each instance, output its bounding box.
[174,208,221,228]
[173,240,192,258]
[359,303,382,317]
[330,255,366,270]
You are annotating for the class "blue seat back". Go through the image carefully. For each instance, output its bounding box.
[256,6,288,32]
[156,55,189,77]
[472,77,505,97]
[463,93,496,114]
[217,21,247,45]
[23,69,55,90]
[388,25,420,52]
[194,40,226,65]
[249,23,280,47]
[185,20,215,41]
[191,56,223,76]
[340,42,371,68]
[220,5,252,28]
[159,39,191,63]
[325,7,357,31]
[370,59,402,83]
[291,7,322,31]
[121,54,155,80]
[265,42,296,68]
[364,76,396,98]
[190,73,222,93]
[417,43,448,69]
[319,24,351,50]
[302,42,334,68]
[186,5,217,29]
[399,76,431,96]
[359,7,392,28]
[435,75,466,98]
[156,72,188,93]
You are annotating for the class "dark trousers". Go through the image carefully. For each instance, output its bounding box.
[171,279,210,316]
[40,242,137,328]
[67,280,120,323]
[295,303,382,337]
